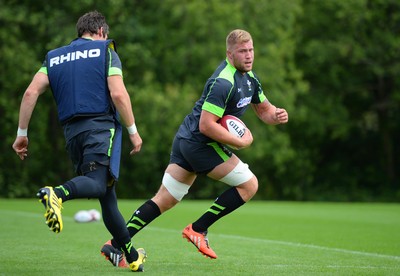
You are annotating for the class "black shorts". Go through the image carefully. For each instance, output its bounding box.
[169,136,232,174]
[66,129,112,174]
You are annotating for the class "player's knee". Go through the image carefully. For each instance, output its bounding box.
[81,161,109,197]
[152,187,179,213]
[236,176,258,202]
[95,181,108,197]
[162,173,190,201]
[219,160,254,187]
[247,175,259,196]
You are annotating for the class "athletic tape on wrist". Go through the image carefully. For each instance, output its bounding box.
[17,128,28,137]
[127,124,137,135]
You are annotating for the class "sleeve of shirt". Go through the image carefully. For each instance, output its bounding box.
[37,58,48,74]
[107,48,123,77]
[202,78,234,118]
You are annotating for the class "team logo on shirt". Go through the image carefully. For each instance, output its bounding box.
[247,80,252,91]
[237,96,252,108]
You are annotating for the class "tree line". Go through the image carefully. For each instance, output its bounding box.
[1,0,399,201]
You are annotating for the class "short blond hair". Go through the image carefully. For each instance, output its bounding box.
[226,29,252,51]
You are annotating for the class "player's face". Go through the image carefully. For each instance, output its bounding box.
[229,40,254,73]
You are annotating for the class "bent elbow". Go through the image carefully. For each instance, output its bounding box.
[199,122,211,135]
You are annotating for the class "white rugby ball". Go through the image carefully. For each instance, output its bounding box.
[88,209,101,221]
[219,115,246,138]
[74,209,101,223]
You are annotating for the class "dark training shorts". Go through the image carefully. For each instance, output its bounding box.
[169,136,233,174]
[66,129,113,174]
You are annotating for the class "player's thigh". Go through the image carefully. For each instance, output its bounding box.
[207,154,241,180]
[208,155,256,188]
[165,163,196,186]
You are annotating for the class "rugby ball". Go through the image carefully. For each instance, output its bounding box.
[219,115,246,138]
[74,209,101,223]
[88,209,101,221]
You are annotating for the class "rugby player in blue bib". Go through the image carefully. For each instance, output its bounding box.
[12,11,146,272]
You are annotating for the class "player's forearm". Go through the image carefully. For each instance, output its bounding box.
[18,90,40,129]
[18,73,48,129]
[111,91,140,137]
[262,106,281,125]
[252,101,279,125]
[108,75,137,128]
[114,95,135,126]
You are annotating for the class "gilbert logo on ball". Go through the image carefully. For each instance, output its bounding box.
[219,115,246,138]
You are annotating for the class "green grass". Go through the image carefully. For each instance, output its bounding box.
[0,199,399,275]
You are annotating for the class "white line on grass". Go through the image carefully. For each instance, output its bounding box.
[221,233,400,261]
[146,226,400,261]
[5,210,400,262]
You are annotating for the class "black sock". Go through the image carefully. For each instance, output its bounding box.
[54,181,76,202]
[119,239,138,263]
[125,199,161,237]
[192,187,245,233]
[110,237,138,263]
[100,186,139,263]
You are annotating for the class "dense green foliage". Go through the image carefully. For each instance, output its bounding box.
[1,0,399,201]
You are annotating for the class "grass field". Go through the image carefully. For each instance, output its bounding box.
[0,199,399,275]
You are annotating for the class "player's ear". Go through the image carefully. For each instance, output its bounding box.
[226,50,232,59]
[98,27,106,38]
